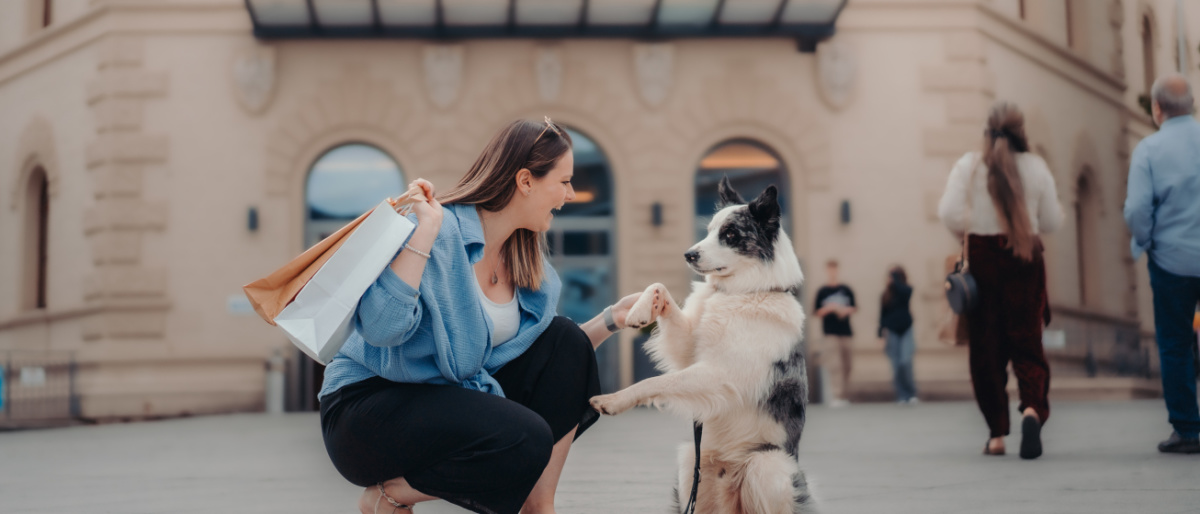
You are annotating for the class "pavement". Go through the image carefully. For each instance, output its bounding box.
[0,400,1197,514]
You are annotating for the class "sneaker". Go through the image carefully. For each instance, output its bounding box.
[828,398,850,408]
[1157,432,1200,454]
[906,397,920,405]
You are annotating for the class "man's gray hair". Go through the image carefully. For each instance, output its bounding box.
[1151,74,1195,118]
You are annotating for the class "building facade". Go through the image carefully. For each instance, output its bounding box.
[2,0,1198,420]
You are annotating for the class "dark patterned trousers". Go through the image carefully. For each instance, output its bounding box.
[966,234,1051,438]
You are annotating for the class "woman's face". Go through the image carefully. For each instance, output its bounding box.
[520,150,576,233]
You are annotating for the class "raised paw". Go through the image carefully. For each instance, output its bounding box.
[625,283,666,329]
[589,392,634,416]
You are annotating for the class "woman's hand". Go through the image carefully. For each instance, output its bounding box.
[397,178,443,234]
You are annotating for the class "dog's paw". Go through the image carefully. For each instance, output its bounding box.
[589,393,633,416]
[625,283,666,329]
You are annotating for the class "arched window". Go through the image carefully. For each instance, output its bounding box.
[1142,13,1156,94]
[304,143,405,247]
[548,127,618,393]
[694,140,791,243]
[1074,171,1100,307]
[23,167,50,310]
[296,143,404,410]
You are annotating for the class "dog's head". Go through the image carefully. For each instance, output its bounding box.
[686,176,803,293]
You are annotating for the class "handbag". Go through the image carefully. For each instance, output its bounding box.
[244,193,420,364]
[944,156,979,315]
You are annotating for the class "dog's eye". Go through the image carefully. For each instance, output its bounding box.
[722,230,738,243]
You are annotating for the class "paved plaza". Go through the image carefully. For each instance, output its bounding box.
[0,400,1196,514]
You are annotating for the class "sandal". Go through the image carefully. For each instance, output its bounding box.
[983,440,1005,456]
[1020,415,1042,460]
[375,484,415,514]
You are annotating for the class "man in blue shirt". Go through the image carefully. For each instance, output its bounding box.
[1124,73,1200,454]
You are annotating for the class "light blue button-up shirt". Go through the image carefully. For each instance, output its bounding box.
[1124,115,1200,278]
[318,203,561,400]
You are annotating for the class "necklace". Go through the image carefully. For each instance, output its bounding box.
[490,254,503,285]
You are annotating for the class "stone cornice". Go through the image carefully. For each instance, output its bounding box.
[0,2,249,87]
[0,298,170,331]
[976,3,1127,108]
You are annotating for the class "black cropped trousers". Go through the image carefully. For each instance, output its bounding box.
[319,317,601,514]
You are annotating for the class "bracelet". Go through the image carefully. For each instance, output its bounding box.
[403,243,431,259]
[603,305,621,332]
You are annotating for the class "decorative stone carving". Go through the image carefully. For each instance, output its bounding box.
[633,43,674,108]
[232,44,277,116]
[816,37,856,111]
[535,45,563,103]
[424,44,464,109]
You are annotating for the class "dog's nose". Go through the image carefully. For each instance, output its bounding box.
[684,250,700,264]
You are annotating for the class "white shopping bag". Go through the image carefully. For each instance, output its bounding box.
[273,200,416,364]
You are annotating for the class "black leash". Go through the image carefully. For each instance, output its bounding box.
[683,421,703,514]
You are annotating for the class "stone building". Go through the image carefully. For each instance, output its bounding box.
[1,0,1197,421]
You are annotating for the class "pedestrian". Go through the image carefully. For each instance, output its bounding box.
[814,259,857,407]
[1123,73,1200,455]
[878,265,918,404]
[938,101,1064,459]
[318,118,661,514]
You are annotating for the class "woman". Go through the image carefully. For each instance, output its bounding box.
[877,265,917,404]
[319,118,660,514]
[938,102,1063,460]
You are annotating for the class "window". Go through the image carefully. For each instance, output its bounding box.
[42,0,52,27]
[23,167,50,310]
[1019,0,1026,20]
[304,143,405,247]
[1074,171,1100,307]
[1142,14,1156,94]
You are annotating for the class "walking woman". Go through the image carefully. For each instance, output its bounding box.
[878,266,917,404]
[938,102,1064,459]
[319,118,657,514]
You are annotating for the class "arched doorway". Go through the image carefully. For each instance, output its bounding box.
[1074,170,1100,308]
[635,139,792,383]
[693,140,792,241]
[548,127,619,393]
[295,143,406,410]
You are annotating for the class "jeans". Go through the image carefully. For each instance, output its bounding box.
[884,327,917,402]
[1147,258,1200,439]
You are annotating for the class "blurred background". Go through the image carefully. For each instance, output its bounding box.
[1,0,1198,427]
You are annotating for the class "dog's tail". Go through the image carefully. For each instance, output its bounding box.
[739,448,799,514]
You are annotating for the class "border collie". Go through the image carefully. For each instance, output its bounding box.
[589,177,816,514]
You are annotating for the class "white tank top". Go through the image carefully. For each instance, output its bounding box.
[476,280,520,346]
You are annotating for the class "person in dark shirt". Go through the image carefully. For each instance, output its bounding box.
[878,266,917,404]
[814,260,857,406]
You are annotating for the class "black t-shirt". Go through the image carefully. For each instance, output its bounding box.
[815,284,856,336]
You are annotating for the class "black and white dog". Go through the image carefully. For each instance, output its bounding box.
[590,177,816,514]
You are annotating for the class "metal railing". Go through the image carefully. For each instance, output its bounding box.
[1044,305,1152,378]
[1,351,79,427]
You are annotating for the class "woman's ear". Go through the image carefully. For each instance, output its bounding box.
[515,168,533,196]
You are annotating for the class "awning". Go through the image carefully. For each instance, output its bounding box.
[245,0,847,50]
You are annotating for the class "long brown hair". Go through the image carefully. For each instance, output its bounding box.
[881,265,907,307]
[438,119,573,291]
[982,102,1035,261]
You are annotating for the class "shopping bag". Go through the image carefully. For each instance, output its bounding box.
[243,194,419,364]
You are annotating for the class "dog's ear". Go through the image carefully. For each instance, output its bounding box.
[748,185,781,230]
[717,175,745,208]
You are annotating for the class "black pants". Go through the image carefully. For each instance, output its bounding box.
[320,317,601,514]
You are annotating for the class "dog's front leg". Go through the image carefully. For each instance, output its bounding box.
[590,363,730,418]
[626,283,700,371]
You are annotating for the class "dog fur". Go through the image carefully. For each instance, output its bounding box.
[589,177,817,514]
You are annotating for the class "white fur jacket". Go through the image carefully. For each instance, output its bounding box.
[938,151,1065,237]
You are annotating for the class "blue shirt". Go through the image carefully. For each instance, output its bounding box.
[318,203,561,400]
[1124,115,1200,278]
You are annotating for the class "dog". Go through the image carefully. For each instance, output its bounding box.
[589,177,816,514]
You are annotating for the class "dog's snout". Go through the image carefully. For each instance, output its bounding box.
[684,250,700,264]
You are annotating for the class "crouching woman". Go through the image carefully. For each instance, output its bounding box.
[319,119,650,514]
